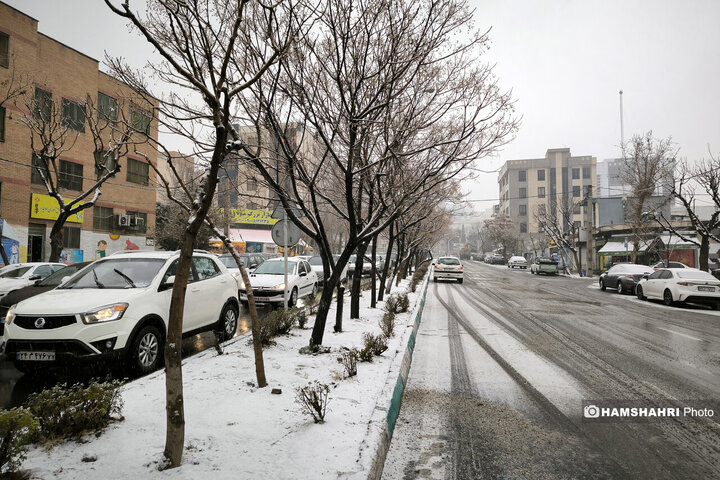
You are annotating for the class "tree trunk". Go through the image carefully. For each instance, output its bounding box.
[48,219,67,262]
[370,236,377,308]
[377,225,395,302]
[350,241,369,319]
[700,234,710,271]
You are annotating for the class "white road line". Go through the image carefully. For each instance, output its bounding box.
[655,327,702,342]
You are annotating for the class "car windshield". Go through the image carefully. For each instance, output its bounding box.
[309,256,323,266]
[676,271,715,280]
[0,266,31,278]
[253,260,297,275]
[218,255,249,268]
[60,258,166,289]
[438,258,460,265]
[39,264,87,286]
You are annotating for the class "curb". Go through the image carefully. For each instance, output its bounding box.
[347,272,431,480]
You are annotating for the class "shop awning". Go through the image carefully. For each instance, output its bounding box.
[598,241,650,255]
[233,228,274,244]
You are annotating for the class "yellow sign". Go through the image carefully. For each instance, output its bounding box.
[30,194,85,223]
[217,209,279,226]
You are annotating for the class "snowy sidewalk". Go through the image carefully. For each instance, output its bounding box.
[25,279,426,480]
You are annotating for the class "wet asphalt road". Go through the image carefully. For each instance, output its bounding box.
[382,261,720,480]
[0,306,257,410]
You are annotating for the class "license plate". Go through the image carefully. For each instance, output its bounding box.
[698,286,715,292]
[16,351,55,361]
[254,297,270,302]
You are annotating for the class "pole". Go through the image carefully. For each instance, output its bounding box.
[283,211,288,311]
[619,90,625,158]
[584,185,595,277]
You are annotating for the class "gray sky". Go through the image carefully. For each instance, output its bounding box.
[7,0,720,208]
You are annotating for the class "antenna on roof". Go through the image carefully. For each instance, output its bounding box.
[619,90,625,158]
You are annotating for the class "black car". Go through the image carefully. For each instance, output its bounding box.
[0,262,92,334]
[599,263,654,295]
[490,254,506,265]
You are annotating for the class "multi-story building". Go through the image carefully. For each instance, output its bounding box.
[497,148,597,238]
[156,151,198,204]
[0,2,158,263]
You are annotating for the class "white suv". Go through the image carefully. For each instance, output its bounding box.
[2,251,239,375]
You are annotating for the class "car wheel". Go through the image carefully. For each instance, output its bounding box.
[636,286,645,300]
[599,279,606,291]
[289,287,298,307]
[217,303,238,341]
[663,289,674,307]
[457,278,463,284]
[311,283,318,298]
[129,325,164,375]
[617,282,624,295]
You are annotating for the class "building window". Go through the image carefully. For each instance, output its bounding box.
[573,204,581,215]
[518,170,527,182]
[31,154,50,185]
[519,205,527,216]
[572,168,580,180]
[0,106,5,142]
[573,221,582,230]
[538,186,545,198]
[127,157,149,185]
[98,92,118,123]
[519,187,527,199]
[583,166,591,179]
[538,204,546,216]
[0,32,8,69]
[93,205,114,231]
[537,169,545,181]
[95,150,117,178]
[34,87,52,122]
[520,223,527,234]
[573,185,581,197]
[126,211,147,234]
[247,177,257,191]
[61,99,85,132]
[58,160,83,191]
[62,226,81,249]
[130,105,151,135]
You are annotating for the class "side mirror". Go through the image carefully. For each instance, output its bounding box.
[160,275,176,291]
[642,274,649,280]
[250,264,257,269]
[28,274,41,281]
[299,271,307,277]
[60,275,71,284]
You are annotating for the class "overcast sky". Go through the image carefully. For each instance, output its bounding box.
[7,0,720,209]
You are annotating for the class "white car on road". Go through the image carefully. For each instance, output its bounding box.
[2,252,240,375]
[239,258,318,307]
[636,268,720,309]
[433,256,464,283]
[0,263,66,300]
[308,255,348,285]
[508,256,528,269]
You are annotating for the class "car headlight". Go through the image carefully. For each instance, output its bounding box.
[272,283,286,290]
[5,305,16,325]
[239,279,245,289]
[83,303,128,324]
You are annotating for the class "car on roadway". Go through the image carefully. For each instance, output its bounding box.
[636,268,720,309]
[0,262,92,335]
[308,255,349,285]
[433,256,463,283]
[0,262,66,301]
[651,261,689,270]
[348,254,374,277]
[239,257,318,308]
[599,263,655,295]
[216,253,265,287]
[508,256,528,269]
[2,251,240,375]
[530,257,558,275]
[489,254,506,265]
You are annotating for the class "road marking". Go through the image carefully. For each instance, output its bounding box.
[655,327,702,342]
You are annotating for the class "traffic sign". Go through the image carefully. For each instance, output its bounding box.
[271,203,303,220]
[271,220,301,247]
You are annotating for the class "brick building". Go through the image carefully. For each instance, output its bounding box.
[0,2,158,263]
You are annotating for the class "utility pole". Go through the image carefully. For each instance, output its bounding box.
[584,185,595,277]
[619,90,625,158]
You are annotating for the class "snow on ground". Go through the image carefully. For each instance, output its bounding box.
[24,280,421,479]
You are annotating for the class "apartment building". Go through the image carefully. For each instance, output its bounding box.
[0,2,158,263]
[497,148,597,237]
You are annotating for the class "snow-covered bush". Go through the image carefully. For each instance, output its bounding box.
[289,307,308,329]
[26,380,123,442]
[395,293,410,312]
[358,333,388,362]
[339,349,359,377]
[410,264,429,292]
[384,295,398,314]
[0,408,39,475]
[379,311,395,338]
[295,381,330,423]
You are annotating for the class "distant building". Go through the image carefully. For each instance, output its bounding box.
[156,151,198,204]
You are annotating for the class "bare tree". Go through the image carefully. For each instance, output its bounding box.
[484,214,518,258]
[621,131,676,262]
[104,0,295,468]
[656,153,720,271]
[533,201,583,274]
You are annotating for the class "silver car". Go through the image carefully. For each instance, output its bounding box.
[433,256,463,283]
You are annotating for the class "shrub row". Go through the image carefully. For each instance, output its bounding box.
[259,307,307,345]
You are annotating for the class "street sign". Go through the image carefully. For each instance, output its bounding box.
[271,220,301,247]
[271,203,303,220]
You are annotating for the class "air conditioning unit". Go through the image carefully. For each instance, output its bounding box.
[129,216,145,227]
[115,214,130,227]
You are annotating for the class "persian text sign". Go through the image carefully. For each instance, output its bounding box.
[30,194,84,223]
[217,209,279,226]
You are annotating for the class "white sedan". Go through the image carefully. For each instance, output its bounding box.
[239,258,318,307]
[636,268,720,309]
[508,256,528,269]
[0,262,66,300]
[433,256,463,283]
[308,255,348,285]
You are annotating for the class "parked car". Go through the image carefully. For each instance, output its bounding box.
[508,256,528,269]
[651,261,689,270]
[0,262,66,301]
[433,256,463,283]
[348,254,373,277]
[489,254,506,265]
[0,262,92,335]
[530,257,558,275]
[216,253,265,287]
[239,257,318,307]
[636,268,720,309]
[599,263,654,294]
[308,255,349,285]
[2,251,240,375]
